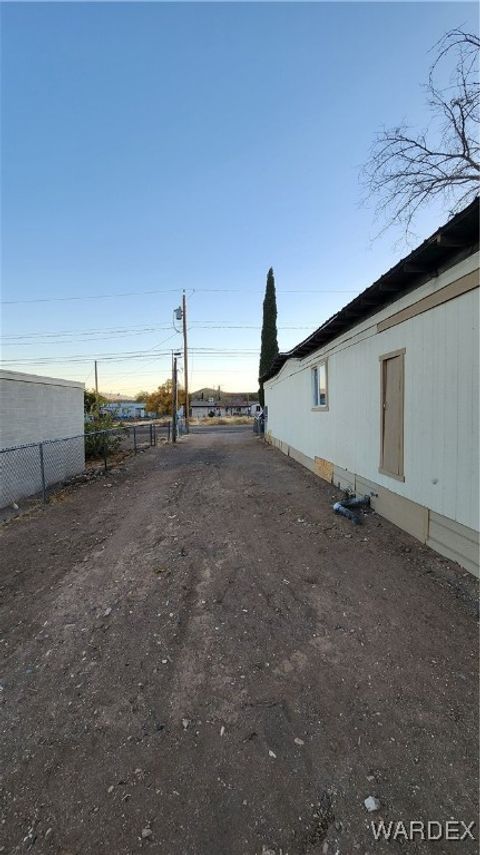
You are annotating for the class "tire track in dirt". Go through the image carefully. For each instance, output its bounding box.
[0,427,478,855]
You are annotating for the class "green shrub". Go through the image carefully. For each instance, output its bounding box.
[84,414,127,460]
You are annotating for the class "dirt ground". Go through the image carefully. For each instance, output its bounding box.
[0,426,478,855]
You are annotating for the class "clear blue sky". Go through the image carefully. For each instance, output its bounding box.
[1,1,477,395]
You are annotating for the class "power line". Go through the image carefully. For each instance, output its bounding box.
[1,288,185,306]
[0,346,261,366]
[2,321,311,343]
[197,289,359,294]
[2,287,360,306]
[2,322,313,344]
[1,325,175,343]
[194,324,311,329]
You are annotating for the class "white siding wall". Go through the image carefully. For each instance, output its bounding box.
[265,254,479,532]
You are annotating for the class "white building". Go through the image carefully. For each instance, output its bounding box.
[100,401,147,419]
[0,370,85,507]
[190,397,261,418]
[190,398,226,418]
[263,201,479,576]
[225,399,261,416]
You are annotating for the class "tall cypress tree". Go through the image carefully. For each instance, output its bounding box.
[258,267,279,407]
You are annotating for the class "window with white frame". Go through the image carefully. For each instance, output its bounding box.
[311,361,328,408]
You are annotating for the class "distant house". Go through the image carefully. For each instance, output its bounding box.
[100,401,147,419]
[262,200,479,576]
[225,399,261,416]
[189,398,226,418]
[189,395,261,418]
[190,388,260,416]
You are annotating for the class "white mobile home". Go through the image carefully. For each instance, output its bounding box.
[262,201,479,576]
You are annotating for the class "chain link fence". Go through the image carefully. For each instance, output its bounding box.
[0,422,171,510]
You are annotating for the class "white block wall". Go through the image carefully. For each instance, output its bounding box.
[0,371,85,506]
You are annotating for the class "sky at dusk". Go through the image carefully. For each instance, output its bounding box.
[1,1,477,396]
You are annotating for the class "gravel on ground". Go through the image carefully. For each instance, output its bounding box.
[0,426,478,854]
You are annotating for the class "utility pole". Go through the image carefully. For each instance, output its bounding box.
[94,360,99,397]
[175,360,179,415]
[172,354,178,443]
[182,291,189,432]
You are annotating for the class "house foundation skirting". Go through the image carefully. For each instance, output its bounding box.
[266,433,479,577]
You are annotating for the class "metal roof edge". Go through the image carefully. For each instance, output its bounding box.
[261,198,479,383]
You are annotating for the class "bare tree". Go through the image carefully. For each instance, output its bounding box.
[362,29,479,237]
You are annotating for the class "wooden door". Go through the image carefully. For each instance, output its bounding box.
[380,351,405,479]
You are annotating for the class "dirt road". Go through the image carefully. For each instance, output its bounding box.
[0,427,478,854]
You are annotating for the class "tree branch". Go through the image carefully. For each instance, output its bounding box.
[361,28,480,239]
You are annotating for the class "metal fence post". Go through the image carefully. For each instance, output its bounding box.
[39,442,47,504]
[149,423,153,446]
[102,432,108,472]
[167,422,171,442]
[153,424,156,446]
[133,426,137,453]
